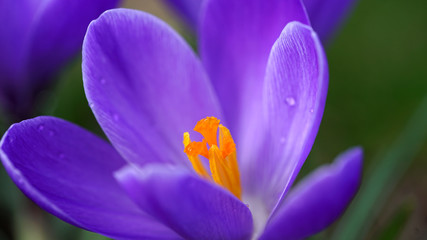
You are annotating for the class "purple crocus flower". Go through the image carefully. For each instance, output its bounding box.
[164,0,357,42]
[0,0,363,239]
[0,0,119,120]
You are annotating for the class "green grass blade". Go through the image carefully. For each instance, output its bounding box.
[332,96,427,240]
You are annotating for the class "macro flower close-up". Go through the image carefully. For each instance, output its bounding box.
[0,0,364,239]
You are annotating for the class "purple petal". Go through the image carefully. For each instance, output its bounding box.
[242,22,328,214]
[303,0,357,43]
[163,0,203,31]
[0,0,118,119]
[116,164,253,240]
[162,0,356,43]
[200,0,309,149]
[260,147,363,240]
[0,116,178,239]
[83,9,222,167]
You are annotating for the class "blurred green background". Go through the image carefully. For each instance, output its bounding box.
[0,0,426,239]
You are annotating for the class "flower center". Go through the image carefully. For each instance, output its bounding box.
[183,117,242,199]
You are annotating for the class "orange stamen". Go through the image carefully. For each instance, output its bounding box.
[183,133,210,179]
[184,139,209,159]
[193,117,220,147]
[218,124,236,158]
[183,117,242,199]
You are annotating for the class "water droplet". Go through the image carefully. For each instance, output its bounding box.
[280,137,286,143]
[100,78,106,84]
[113,114,119,121]
[285,97,296,106]
[48,130,55,136]
[38,124,45,131]
[89,102,95,108]
[8,136,15,143]
[16,175,25,185]
[59,153,65,159]
[310,108,314,113]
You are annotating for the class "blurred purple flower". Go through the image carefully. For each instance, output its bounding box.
[164,0,203,31]
[0,0,363,239]
[164,0,357,42]
[0,0,119,120]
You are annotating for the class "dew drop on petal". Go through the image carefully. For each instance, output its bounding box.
[100,78,106,84]
[7,136,15,144]
[37,124,45,131]
[48,130,55,136]
[89,102,95,108]
[59,153,65,159]
[15,175,25,185]
[310,108,314,113]
[285,97,296,106]
[280,137,286,144]
[113,114,119,121]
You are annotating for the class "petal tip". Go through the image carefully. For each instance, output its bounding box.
[337,146,364,170]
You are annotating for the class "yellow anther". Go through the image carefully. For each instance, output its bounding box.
[183,117,242,199]
[218,124,236,158]
[209,145,241,199]
[183,132,191,146]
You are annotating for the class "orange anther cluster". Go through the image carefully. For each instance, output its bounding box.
[184,139,209,159]
[193,117,220,146]
[183,117,242,199]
